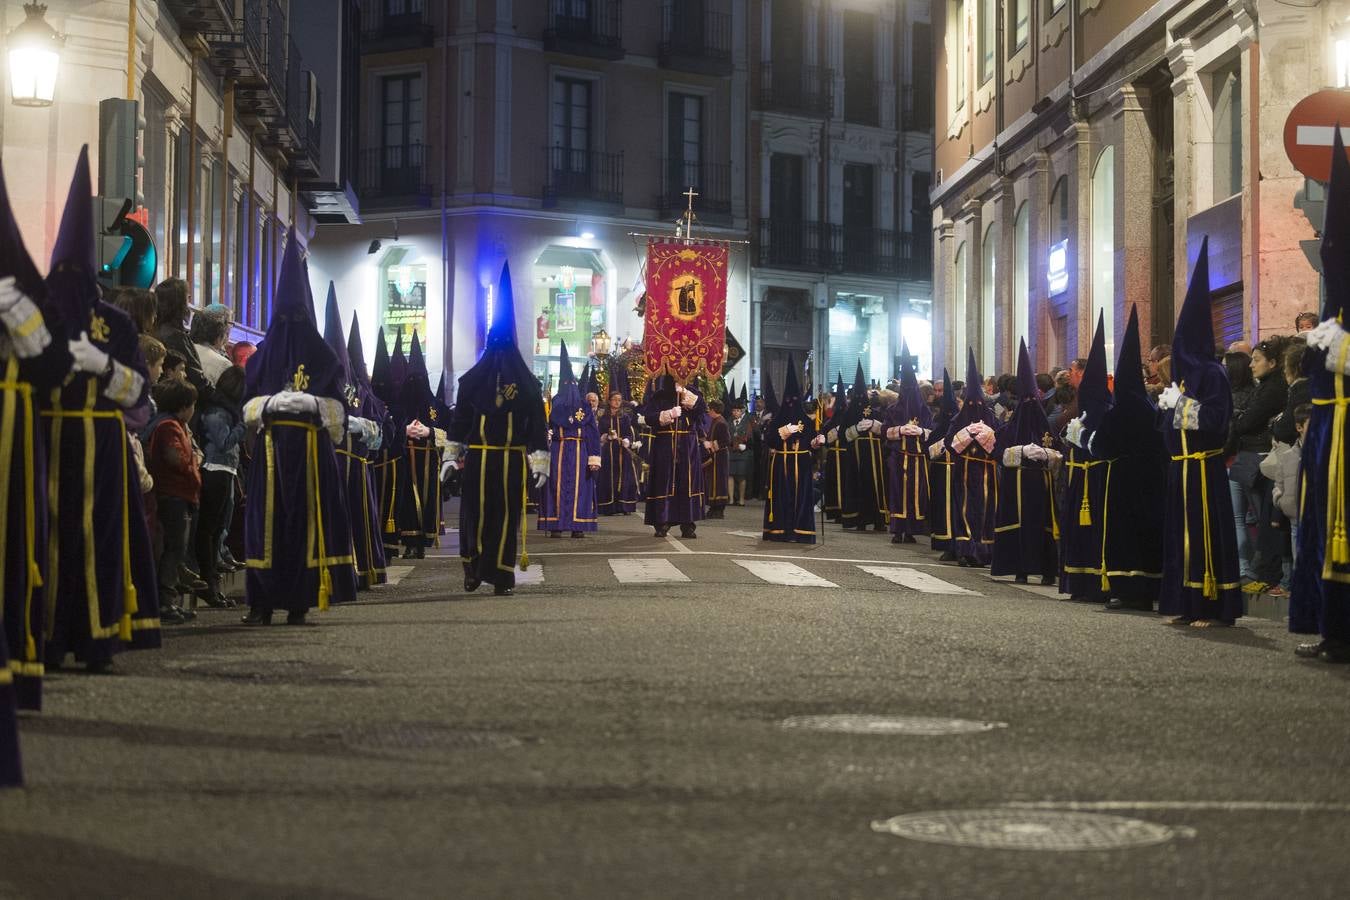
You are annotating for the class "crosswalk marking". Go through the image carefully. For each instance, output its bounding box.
[859,566,978,595]
[384,565,415,586]
[734,559,838,588]
[609,558,690,584]
[516,565,545,587]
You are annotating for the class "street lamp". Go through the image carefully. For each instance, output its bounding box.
[7,4,63,108]
[591,327,612,361]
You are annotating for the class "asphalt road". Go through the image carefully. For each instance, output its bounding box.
[3,502,1350,899]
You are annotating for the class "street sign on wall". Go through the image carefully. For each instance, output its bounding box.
[1283,90,1350,182]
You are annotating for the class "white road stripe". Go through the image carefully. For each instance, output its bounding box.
[735,559,837,588]
[665,535,694,554]
[1003,800,1350,813]
[516,565,544,587]
[1296,125,1350,147]
[860,565,978,595]
[384,565,415,586]
[609,558,690,584]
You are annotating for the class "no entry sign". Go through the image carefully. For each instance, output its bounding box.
[1284,90,1350,182]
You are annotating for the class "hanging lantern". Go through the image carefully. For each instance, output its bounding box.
[7,4,63,108]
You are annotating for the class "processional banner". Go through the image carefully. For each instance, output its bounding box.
[642,240,729,383]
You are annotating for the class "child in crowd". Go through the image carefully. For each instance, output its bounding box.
[146,378,202,619]
[162,352,186,382]
[1262,403,1311,597]
[194,365,246,608]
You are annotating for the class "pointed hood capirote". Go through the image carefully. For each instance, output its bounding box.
[1114,304,1146,401]
[899,343,932,429]
[389,329,408,390]
[1172,236,1219,385]
[550,339,591,429]
[948,348,995,435]
[1322,125,1350,323]
[398,330,437,424]
[47,145,99,331]
[1078,311,1112,432]
[322,282,352,387]
[826,371,849,429]
[760,366,778,415]
[370,326,393,403]
[244,228,343,401]
[457,261,541,414]
[1004,339,1053,446]
[772,352,807,429]
[346,314,388,423]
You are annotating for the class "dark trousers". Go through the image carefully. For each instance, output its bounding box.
[196,470,234,590]
[1251,477,1285,585]
[157,496,192,607]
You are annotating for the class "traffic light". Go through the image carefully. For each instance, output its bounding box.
[96,196,157,290]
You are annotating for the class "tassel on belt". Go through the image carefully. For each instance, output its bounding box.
[1315,338,1350,573]
[1171,437,1225,599]
[1066,456,1108,526]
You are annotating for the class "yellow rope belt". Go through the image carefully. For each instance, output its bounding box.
[1315,337,1350,575]
[1066,456,1109,526]
[270,420,333,609]
[0,362,40,663]
[469,441,530,570]
[1171,435,1225,599]
[766,446,810,523]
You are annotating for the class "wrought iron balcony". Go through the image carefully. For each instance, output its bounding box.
[203,0,266,83]
[659,1,732,76]
[359,144,432,208]
[757,219,833,270]
[544,0,623,60]
[280,37,321,177]
[162,0,233,35]
[226,0,286,129]
[757,64,834,118]
[543,146,624,208]
[362,0,434,52]
[901,85,934,132]
[657,159,731,223]
[758,221,930,278]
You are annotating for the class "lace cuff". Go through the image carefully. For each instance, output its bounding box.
[446,441,464,461]
[1173,396,1201,431]
[1002,446,1024,468]
[102,360,145,409]
[243,396,270,427]
[528,449,550,476]
[317,397,346,443]
[0,292,51,358]
[587,455,601,467]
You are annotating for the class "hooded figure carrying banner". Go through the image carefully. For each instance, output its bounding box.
[944,350,999,567]
[642,371,709,538]
[763,353,817,542]
[1059,314,1113,602]
[928,368,959,559]
[394,332,447,558]
[841,363,889,531]
[1074,305,1166,610]
[1292,130,1350,662]
[886,345,932,543]
[820,374,849,522]
[1155,238,1243,627]
[446,262,549,596]
[992,339,1063,584]
[323,287,387,589]
[241,230,357,625]
[43,147,160,672]
[597,369,640,515]
[539,341,601,537]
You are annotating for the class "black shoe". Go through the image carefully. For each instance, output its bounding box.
[1105,598,1125,610]
[196,588,230,609]
[463,563,482,592]
[654,527,669,538]
[178,604,198,621]
[286,611,308,626]
[680,526,696,539]
[160,605,187,625]
[550,531,562,539]
[958,556,980,568]
[1014,574,1028,584]
[571,531,584,538]
[939,551,957,562]
[494,584,514,596]
[1319,641,1350,663]
[86,659,114,675]
[413,547,426,560]
[1295,640,1326,659]
[903,535,917,544]
[241,607,273,626]
[1040,575,1055,586]
[891,534,903,544]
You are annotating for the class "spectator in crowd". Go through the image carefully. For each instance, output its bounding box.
[111,287,157,335]
[145,377,201,621]
[1146,345,1169,388]
[230,341,257,369]
[154,278,214,407]
[194,365,245,608]
[162,352,186,382]
[1230,337,1291,596]
[1272,340,1309,445]
[1225,350,1256,581]
[190,312,231,386]
[1295,311,1318,333]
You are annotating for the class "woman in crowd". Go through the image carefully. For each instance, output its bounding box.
[1230,337,1290,596]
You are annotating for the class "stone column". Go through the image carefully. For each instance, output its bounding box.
[995,176,1017,371]
[731,0,750,223]
[1067,120,1093,360]
[961,198,983,370]
[878,5,897,130]
[1167,39,1197,320]
[934,217,956,376]
[1110,84,1154,356]
[750,281,770,395]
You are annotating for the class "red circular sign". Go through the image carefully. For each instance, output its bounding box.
[1284,90,1350,182]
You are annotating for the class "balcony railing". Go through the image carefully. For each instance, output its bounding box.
[265,0,286,100]
[359,144,431,206]
[901,85,934,131]
[658,159,731,221]
[362,0,434,51]
[544,0,623,60]
[203,0,265,82]
[758,220,931,279]
[757,64,834,118]
[543,146,624,207]
[844,80,879,127]
[659,1,732,76]
[162,0,233,35]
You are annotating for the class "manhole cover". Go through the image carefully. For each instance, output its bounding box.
[339,722,523,753]
[779,715,1007,735]
[176,659,366,684]
[870,809,1187,851]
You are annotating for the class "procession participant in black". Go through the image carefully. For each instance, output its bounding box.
[818,374,849,522]
[753,368,778,500]
[445,262,548,596]
[992,339,1062,585]
[703,398,732,518]
[322,285,385,588]
[763,353,817,542]
[842,362,888,530]
[886,346,932,543]
[1060,314,1113,602]
[0,158,70,712]
[538,341,601,537]
[642,371,709,538]
[945,350,999,567]
[927,368,959,560]
[240,229,357,625]
[1076,304,1166,610]
[43,147,160,671]
[393,332,446,558]
[1292,130,1350,660]
[369,327,405,559]
[345,313,394,588]
[1155,238,1243,627]
[597,385,640,515]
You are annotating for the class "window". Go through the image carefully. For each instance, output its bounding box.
[552,76,593,176]
[1013,202,1029,351]
[667,93,703,196]
[1210,59,1242,201]
[911,22,933,129]
[954,243,967,362]
[948,0,966,111]
[981,222,998,373]
[1091,147,1115,362]
[1011,0,1029,53]
[769,153,804,221]
[1045,0,1066,19]
[911,171,932,233]
[382,74,424,192]
[979,0,995,84]
[843,10,878,125]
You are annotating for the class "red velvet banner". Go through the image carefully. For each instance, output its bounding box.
[642,240,729,383]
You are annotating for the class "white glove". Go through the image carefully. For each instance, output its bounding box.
[670,405,683,419]
[737,443,746,451]
[406,419,431,440]
[858,418,875,432]
[440,457,455,481]
[899,423,924,437]
[269,390,319,416]
[622,438,631,448]
[631,441,643,451]
[703,440,713,450]
[679,390,696,409]
[533,471,548,489]
[1307,318,1343,351]
[1023,443,1050,463]
[827,427,839,443]
[810,434,825,448]
[1325,329,1350,374]
[658,409,676,426]
[928,441,945,460]
[1157,382,1182,411]
[1065,413,1086,448]
[68,332,110,375]
[0,276,25,314]
[777,425,794,441]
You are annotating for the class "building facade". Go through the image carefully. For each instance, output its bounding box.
[931,0,1350,377]
[0,0,355,342]
[310,0,934,397]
